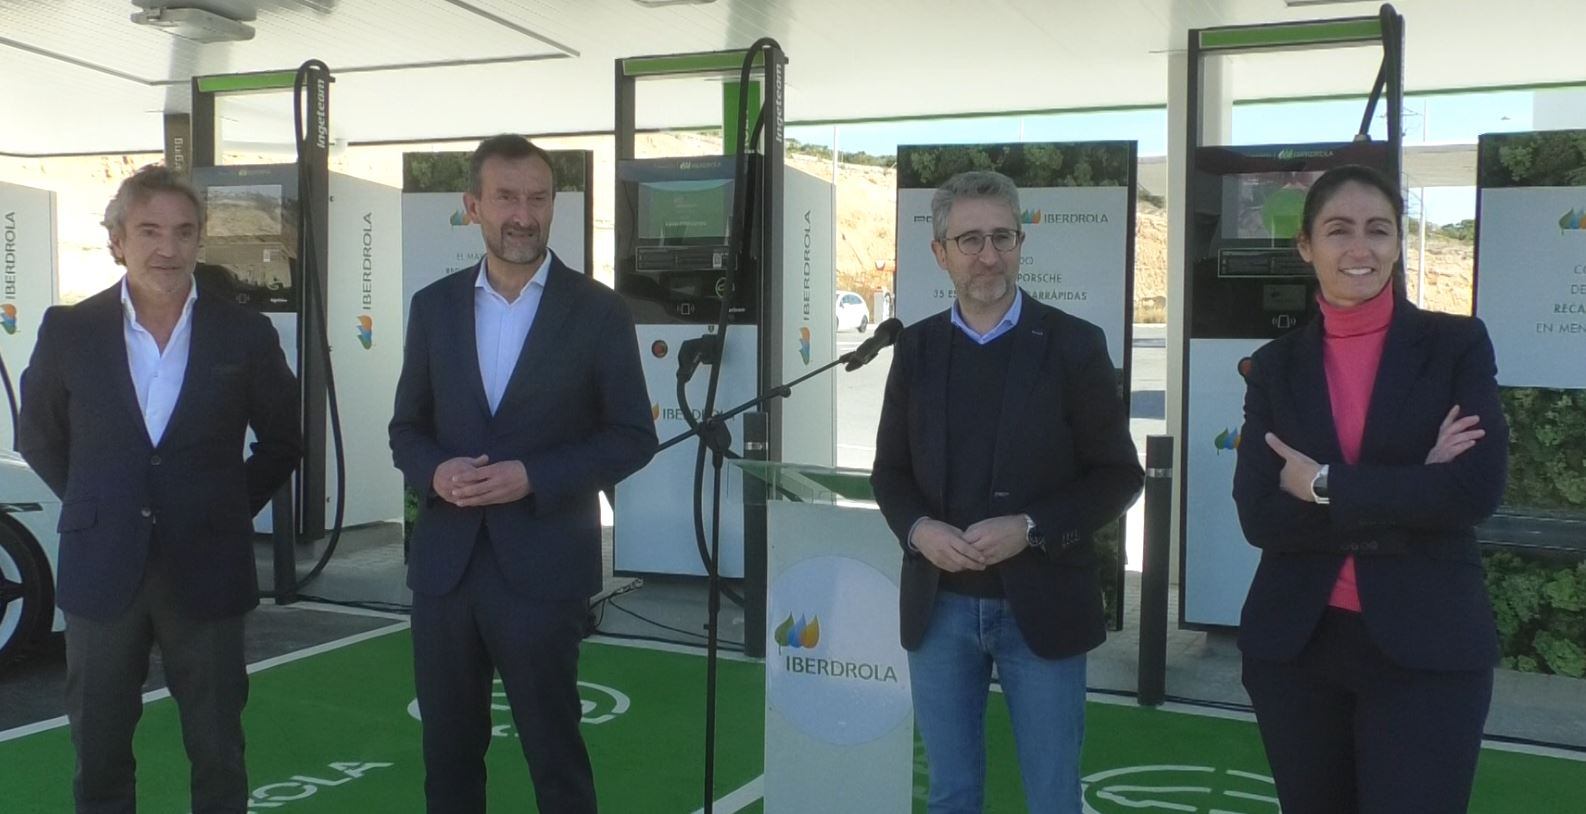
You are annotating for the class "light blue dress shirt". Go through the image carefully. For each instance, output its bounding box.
[474,252,551,414]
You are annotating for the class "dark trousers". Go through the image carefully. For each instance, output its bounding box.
[1242,609,1493,814]
[411,530,594,814]
[64,565,248,814]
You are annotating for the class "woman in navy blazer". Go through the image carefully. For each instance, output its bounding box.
[1233,165,1508,813]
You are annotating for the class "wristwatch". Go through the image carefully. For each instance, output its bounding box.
[1024,514,1047,552]
[1309,464,1331,505]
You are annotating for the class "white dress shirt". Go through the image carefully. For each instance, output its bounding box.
[121,276,199,446]
[475,252,550,414]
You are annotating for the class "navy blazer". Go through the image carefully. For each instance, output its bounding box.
[1233,297,1507,672]
[390,258,657,600]
[871,294,1143,659]
[18,283,301,621]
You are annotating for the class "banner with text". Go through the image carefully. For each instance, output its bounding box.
[0,182,58,452]
[1474,131,1586,522]
[1476,131,1586,390]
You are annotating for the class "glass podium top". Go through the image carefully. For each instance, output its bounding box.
[731,460,876,507]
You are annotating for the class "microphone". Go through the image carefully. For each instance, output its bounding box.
[843,318,903,371]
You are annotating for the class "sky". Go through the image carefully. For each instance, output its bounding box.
[787,89,1543,226]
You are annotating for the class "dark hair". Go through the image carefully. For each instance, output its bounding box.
[1299,164,1403,240]
[103,164,205,261]
[467,134,555,196]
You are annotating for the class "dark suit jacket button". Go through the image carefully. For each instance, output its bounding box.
[150,454,162,466]
[140,507,153,518]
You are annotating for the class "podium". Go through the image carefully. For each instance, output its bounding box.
[736,461,914,813]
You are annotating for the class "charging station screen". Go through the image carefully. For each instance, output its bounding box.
[205,184,284,237]
[1189,141,1391,339]
[1222,171,1324,241]
[638,180,731,244]
[192,166,299,313]
[617,156,758,324]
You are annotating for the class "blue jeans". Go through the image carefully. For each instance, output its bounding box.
[907,591,1087,814]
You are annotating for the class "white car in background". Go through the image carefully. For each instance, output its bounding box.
[835,290,871,333]
[0,450,62,668]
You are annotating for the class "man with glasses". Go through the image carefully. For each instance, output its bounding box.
[871,170,1142,813]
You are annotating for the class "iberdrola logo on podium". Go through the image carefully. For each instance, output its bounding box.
[773,614,821,649]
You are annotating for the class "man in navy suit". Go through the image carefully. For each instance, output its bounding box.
[390,134,657,813]
[871,170,1142,813]
[19,164,300,813]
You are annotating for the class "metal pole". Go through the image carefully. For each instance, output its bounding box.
[1137,434,1174,706]
[742,411,769,659]
[270,482,297,605]
[1417,186,1427,307]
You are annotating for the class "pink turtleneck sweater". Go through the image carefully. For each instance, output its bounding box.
[1319,285,1395,612]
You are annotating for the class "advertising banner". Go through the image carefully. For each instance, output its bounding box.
[777,168,835,468]
[763,495,910,814]
[1473,131,1586,526]
[1476,132,1586,390]
[0,182,57,452]
[1182,338,1266,626]
[325,174,405,525]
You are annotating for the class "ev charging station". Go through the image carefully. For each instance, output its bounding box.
[1178,8,1403,628]
[0,181,58,450]
[400,148,595,329]
[182,67,404,549]
[610,50,836,582]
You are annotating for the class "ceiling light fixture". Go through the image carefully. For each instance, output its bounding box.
[131,6,255,44]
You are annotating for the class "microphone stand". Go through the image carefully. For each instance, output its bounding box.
[660,348,875,455]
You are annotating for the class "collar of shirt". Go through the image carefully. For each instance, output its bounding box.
[475,250,552,304]
[950,289,1023,345]
[120,274,199,339]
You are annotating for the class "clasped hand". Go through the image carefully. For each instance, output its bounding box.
[432,454,532,507]
[911,515,1030,573]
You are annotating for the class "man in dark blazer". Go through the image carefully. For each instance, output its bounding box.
[390,135,657,814]
[19,164,300,813]
[871,170,1142,814]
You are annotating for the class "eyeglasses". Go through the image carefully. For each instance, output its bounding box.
[943,229,1022,255]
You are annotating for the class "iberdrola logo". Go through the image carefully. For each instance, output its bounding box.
[1020,209,1043,225]
[797,327,811,365]
[773,614,821,649]
[1213,427,1241,454]
[355,315,373,349]
[1558,209,1586,231]
[449,209,476,227]
[650,403,661,422]
[0,304,16,335]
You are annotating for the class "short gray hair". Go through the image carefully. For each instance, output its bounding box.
[929,170,1021,242]
[103,164,205,263]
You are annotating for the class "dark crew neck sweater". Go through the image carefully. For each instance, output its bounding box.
[939,327,1017,598]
